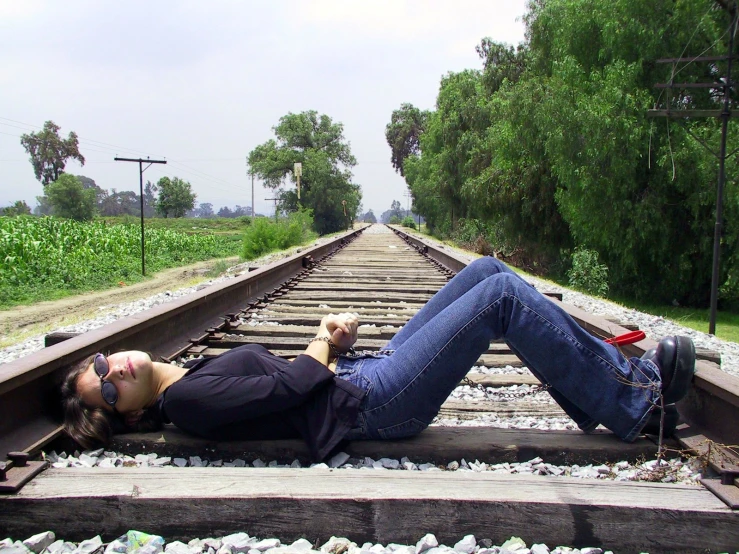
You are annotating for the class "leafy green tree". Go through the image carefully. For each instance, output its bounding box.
[1,200,32,217]
[248,111,362,234]
[362,210,377,223]
[45,174,96,221]
[20,121,85,186]
[155,177,197,218]
[524,0,733,303]
[385,103,428,176]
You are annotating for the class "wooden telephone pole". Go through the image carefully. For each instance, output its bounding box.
[114,157,167,275]
[647,1,738,334]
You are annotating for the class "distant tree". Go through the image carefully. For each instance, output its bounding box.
[385,103,428,176]
[143,181,158,217]
[0,200,32,217]
[75,175,108,211]
[20,121,85,186]
[45,174,96,221]
[218,206,234,218]
[33,196,52,216]
[194,202,214,218]
[99,189,140,216]
[155,176,196,218]
[363,210,377,223]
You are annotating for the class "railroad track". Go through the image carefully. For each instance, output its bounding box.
[1,225,738,552]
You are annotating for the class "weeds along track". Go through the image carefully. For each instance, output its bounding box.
[1,225,739,552]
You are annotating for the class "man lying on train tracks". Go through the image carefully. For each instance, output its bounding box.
[61,257,696,462]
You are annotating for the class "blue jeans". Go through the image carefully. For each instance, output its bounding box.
[335,257,660,442]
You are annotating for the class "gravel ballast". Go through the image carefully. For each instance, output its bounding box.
[0,529,625,554]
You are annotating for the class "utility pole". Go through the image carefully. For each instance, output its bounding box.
[266,197,279,223]
[403,190,411,216]
[294,163,302,207]
[247,158,255,223]
[114,156,167,276]
[647,1,737,335]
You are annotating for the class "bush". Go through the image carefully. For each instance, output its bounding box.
[388,215,402,225]
[242,211,316,260]
[568,247,609,297]
[401,216,416,229]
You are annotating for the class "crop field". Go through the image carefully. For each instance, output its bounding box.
[0,216,241,309]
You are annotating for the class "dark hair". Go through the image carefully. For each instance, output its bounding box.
[60,355,164,450]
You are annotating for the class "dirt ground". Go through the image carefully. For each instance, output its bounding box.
[0,258,238,347]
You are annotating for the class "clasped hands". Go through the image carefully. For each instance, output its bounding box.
[318,312,360,353]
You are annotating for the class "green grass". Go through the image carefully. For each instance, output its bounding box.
[609,299,739,343]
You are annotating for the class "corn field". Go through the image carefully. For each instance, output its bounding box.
[0,216,237,308]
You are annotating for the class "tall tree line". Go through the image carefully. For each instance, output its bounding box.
[388,0,739,307]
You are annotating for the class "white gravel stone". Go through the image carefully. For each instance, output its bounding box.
[72,536,103,554]
[189,456,205,467]
[452,536,475,554]
[289,539,313,552]
[379,458,400,469]
[320,537,355,554]
[22,531,55,554]
[500,537,526,551]
[221,534,250,548]
[251,540,279,552]
[164,542,191,554]
[415,534,438,554]
[329,452,350,468]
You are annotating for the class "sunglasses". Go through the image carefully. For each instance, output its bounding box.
[93,353,119,409]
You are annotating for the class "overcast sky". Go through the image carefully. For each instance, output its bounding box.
[0,0,527,217]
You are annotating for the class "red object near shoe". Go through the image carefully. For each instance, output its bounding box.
[604,330,646,346]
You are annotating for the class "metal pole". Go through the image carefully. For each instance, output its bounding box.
[709,7,737,335]
[251,171,255,223]
[139,161,145,276]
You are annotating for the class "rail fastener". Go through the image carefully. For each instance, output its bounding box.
[0,452,47,494]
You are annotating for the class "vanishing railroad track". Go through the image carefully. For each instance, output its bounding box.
[1,225,738,552]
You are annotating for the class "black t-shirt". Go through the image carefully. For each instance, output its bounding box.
[156,344,365,461]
